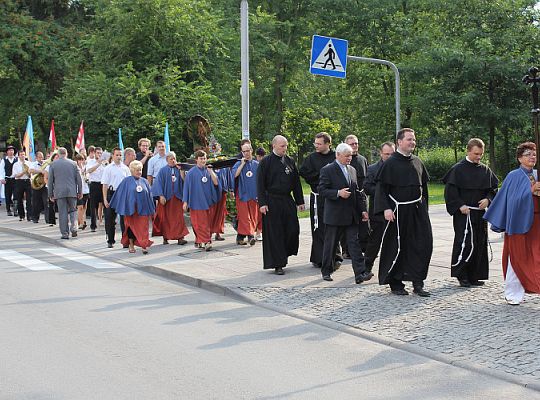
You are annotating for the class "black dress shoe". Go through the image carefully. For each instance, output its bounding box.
[470,280,485,286]
[312,262,321,268]
[391,288,409,295]
[333,261,341,271]
[355,272,374,284]
[458,279,472,288]
[7,211,12,216]
[275,267,285,275]
[107,243,114,248]
[61,236,69,240]
[413,288,431,297]
[322,275,333,281]
[178,239,188,245]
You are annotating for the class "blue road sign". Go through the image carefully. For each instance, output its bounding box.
[310,35,348,79]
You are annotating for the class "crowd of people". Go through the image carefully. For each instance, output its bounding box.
[0,130,539,305]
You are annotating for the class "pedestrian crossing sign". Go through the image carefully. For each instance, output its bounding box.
[310,35,348,78]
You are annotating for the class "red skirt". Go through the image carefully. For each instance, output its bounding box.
[190,209,212,244]
[209,193,227,234]
[152,197,189,239]
[502,197,540,294]
[236,198,259,236]
[122,212,153,249]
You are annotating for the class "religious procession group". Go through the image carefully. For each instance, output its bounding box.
[0,138,265,255]
[260,129,539,306]
[1,128,539,305]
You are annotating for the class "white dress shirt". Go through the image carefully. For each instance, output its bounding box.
[101,162,130,190]
[86,158,104,182]
[12,160,31,180]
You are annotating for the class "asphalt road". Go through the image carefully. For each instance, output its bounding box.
[1,232,538,400]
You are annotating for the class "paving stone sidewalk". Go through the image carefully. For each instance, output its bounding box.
[0,204,538,388]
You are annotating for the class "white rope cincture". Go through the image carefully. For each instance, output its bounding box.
[311,191,319,230]
[379,194,423,275]
[452,205,483,267]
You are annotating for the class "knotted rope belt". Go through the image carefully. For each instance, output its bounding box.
[452,206,484,267]
[380,194,423,274]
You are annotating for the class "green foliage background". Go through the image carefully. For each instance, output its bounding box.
[1,0,539,178]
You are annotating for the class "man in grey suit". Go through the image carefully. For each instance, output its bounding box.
[48,147,82,239]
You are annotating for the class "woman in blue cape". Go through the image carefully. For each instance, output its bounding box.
[484,142,540,305]
[151,152,189,245]
[110,160,155,254]
[182,150,219,251]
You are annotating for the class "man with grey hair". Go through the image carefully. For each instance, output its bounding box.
[318,143,371,282]
[48,147,82,239]
[257,135,305,275]
[123,147,136,167]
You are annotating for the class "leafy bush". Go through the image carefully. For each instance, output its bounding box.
[417,147,465,183]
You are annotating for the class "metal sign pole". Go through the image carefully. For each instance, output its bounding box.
[347,55,401,137]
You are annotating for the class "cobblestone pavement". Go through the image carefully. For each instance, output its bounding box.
[238,278,540,380]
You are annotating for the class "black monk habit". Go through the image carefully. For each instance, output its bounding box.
[374,151,432,285]
[299,150,335,266]
[442,159,498,281]
[257,152,304,269]
[348,153,370,250]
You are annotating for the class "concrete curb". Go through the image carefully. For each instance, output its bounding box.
[2,226,539,392]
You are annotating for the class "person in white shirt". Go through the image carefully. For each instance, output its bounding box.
[29,151,48,223]
[75,154,90,230]
[147,141,168,185]
[0,145,18,215]
[101,147,130,248]
[12,150,32,221]
[87,146,106,231]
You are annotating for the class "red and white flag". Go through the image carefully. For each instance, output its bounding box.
[48,119,57,150]
[75,120,85,154]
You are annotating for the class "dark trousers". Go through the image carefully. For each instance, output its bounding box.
[322,223,366,279]
[14,179,31,219]
[105,189,124,244]
[4,178,15,212]
[364,219,385,271]
[48,199,56,225]
[31,187,48,222]
[89,181,103,230]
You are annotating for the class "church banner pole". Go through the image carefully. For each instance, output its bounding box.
[522,66,540,171]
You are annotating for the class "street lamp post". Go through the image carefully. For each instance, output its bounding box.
[522,66,540,170]
[240,0,250,140]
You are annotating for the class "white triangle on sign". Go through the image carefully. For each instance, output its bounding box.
[312,39,345,72]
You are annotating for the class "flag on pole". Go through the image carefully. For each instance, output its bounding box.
[164,121,170,152]
[22,115,35,161]
[75,120,85,154]
[48,119,57,150]
[118,128,124,152]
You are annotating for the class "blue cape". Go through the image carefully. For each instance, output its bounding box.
[183,166,219,210]
[151,165,183,201]
[110,176,156,216]
[232,160,258,201]
[483,167,535,235]
[216,168,233,192]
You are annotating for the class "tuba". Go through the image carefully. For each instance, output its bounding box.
[31,153,56,190]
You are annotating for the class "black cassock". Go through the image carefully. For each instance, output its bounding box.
[442,159,498,281]
[349,154,370,250]
[374,152,432,285]
[257,153,304,269]
[299,150,335,266]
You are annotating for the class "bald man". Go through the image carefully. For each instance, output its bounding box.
[257,135,305,275]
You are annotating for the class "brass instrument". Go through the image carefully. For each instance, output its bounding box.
[31,152,56,190]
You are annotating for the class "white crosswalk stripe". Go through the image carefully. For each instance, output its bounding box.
[0,250,63,271]
[42,248,125,269]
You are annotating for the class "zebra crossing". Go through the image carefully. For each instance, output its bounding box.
[0,246,127,272]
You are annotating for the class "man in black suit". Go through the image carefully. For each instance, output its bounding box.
[318,143,372,283]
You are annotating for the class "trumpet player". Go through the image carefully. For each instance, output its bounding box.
[13,150,32,221]
[29,151,48,223]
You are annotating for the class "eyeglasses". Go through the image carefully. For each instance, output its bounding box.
[522,151,537,158]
